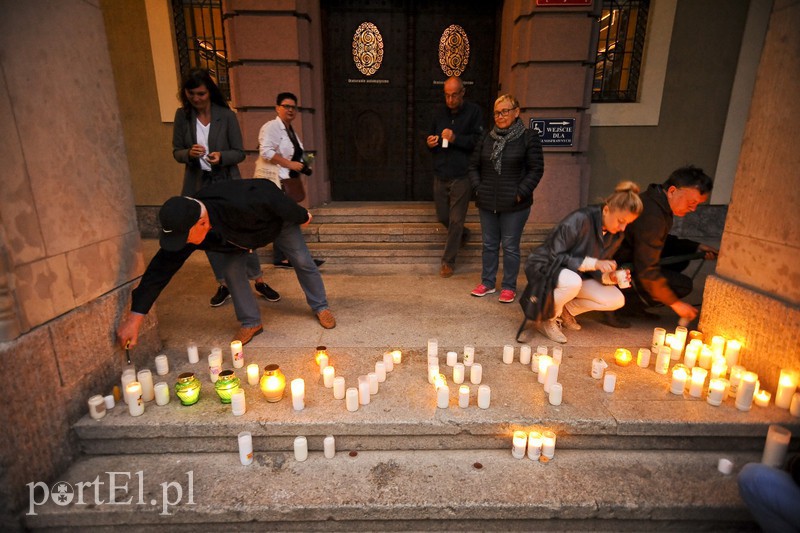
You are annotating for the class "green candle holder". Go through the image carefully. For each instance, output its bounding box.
[215,370,241,404]
[175,372,201,406]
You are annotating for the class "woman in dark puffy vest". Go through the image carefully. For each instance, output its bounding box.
[468,94,544,304]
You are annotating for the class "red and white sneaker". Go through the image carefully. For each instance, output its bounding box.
[498,289,516,303]
[470,284,496,297]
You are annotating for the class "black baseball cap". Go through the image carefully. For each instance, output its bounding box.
[158,197,201,251]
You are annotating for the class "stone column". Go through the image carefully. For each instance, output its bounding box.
[699,0,800,391]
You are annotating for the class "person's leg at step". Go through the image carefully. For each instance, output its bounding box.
[738,462,800,532]
[536,269,581,343]
[497,207,530,302]
[246,250,280,301]
[207,251,231,306]
[564,279,625,327]
[272,243,289,268]
[441,177,471,277]
[221,252,263,343]
[474,209,500,295]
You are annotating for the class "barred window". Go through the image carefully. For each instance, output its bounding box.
[171,0,230,100]
[593,0,650,103]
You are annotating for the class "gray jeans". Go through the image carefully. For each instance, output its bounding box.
[433,175,471,267]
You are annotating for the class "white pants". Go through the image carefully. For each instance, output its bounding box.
[553,269,625,318]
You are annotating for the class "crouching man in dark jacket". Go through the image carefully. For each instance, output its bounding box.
[117,179,335,348]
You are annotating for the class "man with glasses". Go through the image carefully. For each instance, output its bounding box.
[608,165,718,327]
[426,77,484,278]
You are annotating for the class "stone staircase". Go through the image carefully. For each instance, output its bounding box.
[259,201,552,264]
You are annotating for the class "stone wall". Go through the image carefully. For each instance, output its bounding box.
[0,1,159,525]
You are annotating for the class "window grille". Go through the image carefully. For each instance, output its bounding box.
[593,0,649,103]
[172,0,230,100]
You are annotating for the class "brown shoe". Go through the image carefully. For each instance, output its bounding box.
[440,263,454,278]
[316,309,336,329]
[233,325,263,345]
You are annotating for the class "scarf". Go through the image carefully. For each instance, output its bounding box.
[489,118,526,175]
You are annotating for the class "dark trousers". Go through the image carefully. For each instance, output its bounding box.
[625,239,696,309]
[433,175,471,267]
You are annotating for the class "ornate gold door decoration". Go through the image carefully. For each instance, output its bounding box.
[438,24,470,77]
[352,22,384,76]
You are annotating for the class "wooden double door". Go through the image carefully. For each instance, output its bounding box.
[322,0,501,201]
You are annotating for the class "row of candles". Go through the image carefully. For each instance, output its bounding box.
[237,432,337,465]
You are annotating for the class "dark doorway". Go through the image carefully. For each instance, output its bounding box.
[322,0,501,201]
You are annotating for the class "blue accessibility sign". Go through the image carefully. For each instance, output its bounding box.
[529,118,575,147]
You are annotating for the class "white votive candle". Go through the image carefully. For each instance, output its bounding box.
[463,345,474,366]
[103,395,115,410]
[735,371,758,411]
[675,326,688,346]
[383,351,394,372]
[154,382,170,406]
[323,366,336,388]
[368,372,379,395]
[591,358,607,380]
[527,431,543,460]
[711,335,726,358]
[549,383,563,406]
[437,384,450,408]
[519,345,532,365]
[428,363,440,384]
[346,387,359,412]
[664,334,676,358]
[323,435,336,459]
[458,385,470,408]
[88,395,106,420]
[294,436,308,462]
[453,363,465,385]
[512,431,527,459]
[208,351,222,383]
[652,327,666,349]
[710,357,727,380]
[683,344,699,368]
[689,367,707,398]
[238,431,253,465]
[698,346,713,370]
[790,393,800,417]
[544,364,559,394]
[670,365,688,395]
[470,363,483,385]
[655,346,671,375]
[318,354,329,374]
[538,355,553,384]
[502,344,514,364]
[126,382,144,416]
[603,372,617,393]
[725,339,741,370]
[358,376,371,405]
[247,364,260,386]
[428,354,439,367]
[121,369,136,405]
[762,425,791,468]
[531,353,540,374]
[542,431,556,459]
[637,348,651,368]
[707,378,728,406]
[187,342,199,364]
[446,351,458,367]
[427,338,438,358]
[391,349,402,364]
[729,365,746,397]
[155,354,169,376]
[537,345,548,356]
[137,369,155,402]
[230,388,246,415]
[477,385,491,409]
[552,346,563,364]
[230,340,244,369]
[375,361,386,382]
[755,390,771,408]
[333,376,346,400]
[775,369,798,409]
[291,378,305,411]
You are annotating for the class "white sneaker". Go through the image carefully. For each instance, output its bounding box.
[536,318,567,344]
[560,306,582,331]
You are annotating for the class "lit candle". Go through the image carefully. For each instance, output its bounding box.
[333,376,346,400]
[247,364,260,386]
[637,348,651,368]
[291,378,305,411]
[614,348,632,367]
[470,363,483,385]
[544,364,559,394]
[711,335,726,358]
[541,430,556,460]
[755,390,771,408]
[538,356,553,384]
[683,344,699,368]
[121,369,136,405]
[675,326,688,348]
[689,330,703,342]
[552,346,563,364]
[463,345,474,366]
[231,389,246,415]
[137,369,155,402]
[710,356,727,379]
[652,327,666,351]
[669,338,684,361]
[520,345,532,365]
[453,363,465,385]
[126,382,144,416]
[531,352,540,374]
[689,367,707,398]
[383,351,394,372]
[318,354,329,374]
[187,342,199,364]
[368,372,379,395]
[437,383,450,409]
[358,376,370,405]
[238,431,253,465]
[655,346,671,375]
[315,346,328,365]
[603,372,617,393]
[428,363,440,384]
[458,385,470,408]
[725,339,741,370]
[502,344,514,364]
[527,431,542,460]
[324,435,336,459]
[670,365,688,395]
[155,354,169,376]
[446,351,458,367]
[511,431,527,459]
[549,383,563,406]
[591,358,608,380]
[323,366,336,388]
[775,369,798,409]
[208,351,222,383]
[707,378,727,406]
[375,361,386,383]
[477,385,491,409]
[154,382,170,406]
[259,364,286,403]
[790,393,800,417]
[537,345,548,356]
[762,425,792,468]
[391,349,402,364]
[345,387,359,412]
[230,340,244,369]
[88,395,106,420]
[174,372,201,405]
[294,436,308,462]
[427,338,438,358]
[729,365,746,397]
[735,371,759,411]
[664,334,676,360]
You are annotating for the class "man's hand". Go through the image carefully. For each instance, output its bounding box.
[670,300,698,321]
[595,259,617,273]
[441,128,455,143]
[698,243,719,260]
[426,135,439,148]
[117,312,145,348]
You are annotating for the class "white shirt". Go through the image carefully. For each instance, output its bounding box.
[196,119,212,171]
[256,117,303,182]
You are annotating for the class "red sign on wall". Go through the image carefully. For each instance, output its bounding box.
[536,0,593,6]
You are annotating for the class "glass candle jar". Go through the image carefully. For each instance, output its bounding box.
[260,364,286,402]
[175,372,201,406]
[315,346,328,365]
[215,370,241,404]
